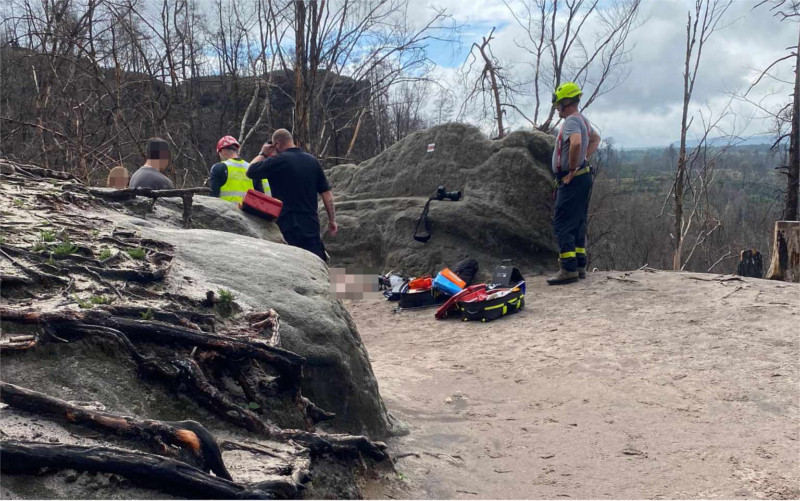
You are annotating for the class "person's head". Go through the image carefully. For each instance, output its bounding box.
[552,82,582,118]
[271,128,295,153]
[145,137,170,171]
[107,165,130,189]
[216,135,241,161]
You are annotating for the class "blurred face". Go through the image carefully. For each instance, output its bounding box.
[108,171,129,189]
[147,143,170,171]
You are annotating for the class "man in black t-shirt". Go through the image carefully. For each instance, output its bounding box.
[247,129,337,261]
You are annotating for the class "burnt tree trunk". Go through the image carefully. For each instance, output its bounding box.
[766,221,800,282]
[786,23,799,221]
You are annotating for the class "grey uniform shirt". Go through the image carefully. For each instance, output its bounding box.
[552,114,591,175]
[129,166,175,190]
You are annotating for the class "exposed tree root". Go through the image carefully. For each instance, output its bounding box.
[1,307,389,461]
[0,381,232,480]
[0,440,275,499]
[0,248,69,286]
[1,167,391,499]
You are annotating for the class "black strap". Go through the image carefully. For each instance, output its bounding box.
[413,198,434,243]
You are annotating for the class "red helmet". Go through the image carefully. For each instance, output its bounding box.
[216,135,240,152]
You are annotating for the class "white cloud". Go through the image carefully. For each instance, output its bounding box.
[417,0,797,147]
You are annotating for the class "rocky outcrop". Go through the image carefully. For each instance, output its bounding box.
[323,123,557,277]
[120,193,285,243]
[0,164,393,499]
[120,220,394,438]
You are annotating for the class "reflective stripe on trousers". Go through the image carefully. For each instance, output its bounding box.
[553,173,592,272]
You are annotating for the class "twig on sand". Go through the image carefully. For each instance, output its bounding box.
[721,285,744,300]
[607,275,639,283]
[685,275,743,282]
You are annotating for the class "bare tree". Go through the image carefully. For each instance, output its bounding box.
[671,0,732,270]
[503,0,641,131]
[747,0,800,220]
[458,28,515,138]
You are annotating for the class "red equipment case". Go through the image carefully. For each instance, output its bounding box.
[240,189,283,221]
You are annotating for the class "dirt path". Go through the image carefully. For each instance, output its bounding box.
[351,270,800,499]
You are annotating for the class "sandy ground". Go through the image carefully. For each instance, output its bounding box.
[350,270,800,499]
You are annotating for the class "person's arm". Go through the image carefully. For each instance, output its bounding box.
[562,132,583,184]
[162,173,175,189]
[316,161,336,235]
[321,190,338,236]
[587,128,601,159]
[247,142,275,178]
[209,163,226,197]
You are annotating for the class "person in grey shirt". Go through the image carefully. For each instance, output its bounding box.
[547,82,601,285]
[129,138,175,190]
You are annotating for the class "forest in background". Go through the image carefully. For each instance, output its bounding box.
[0,0,797,276]
[588,141,787,274]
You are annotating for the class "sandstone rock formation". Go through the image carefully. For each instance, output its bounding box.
[323,123,557,277]
[0,161,392,499]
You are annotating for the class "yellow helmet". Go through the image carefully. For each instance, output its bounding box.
[552,82,582,104]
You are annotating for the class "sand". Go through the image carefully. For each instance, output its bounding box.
[352,270,800,499]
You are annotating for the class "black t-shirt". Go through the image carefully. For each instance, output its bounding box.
[246,148,331,236]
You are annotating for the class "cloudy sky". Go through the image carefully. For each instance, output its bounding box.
[410,0,797,148]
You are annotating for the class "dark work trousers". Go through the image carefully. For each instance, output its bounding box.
[553,172,592,272]
[282,228,327,262]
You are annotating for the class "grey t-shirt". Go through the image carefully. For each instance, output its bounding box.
[129,166,175,190]
[552,114,591,175]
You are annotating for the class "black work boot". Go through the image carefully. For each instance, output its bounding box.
[547,268,579,285]
[578,267,586,279]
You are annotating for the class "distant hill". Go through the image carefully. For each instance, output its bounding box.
[670,134,783,148]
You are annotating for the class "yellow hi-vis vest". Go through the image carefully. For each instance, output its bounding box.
[219,158,251,203]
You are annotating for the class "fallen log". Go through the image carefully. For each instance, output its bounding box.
[0,440,273,499]
[88,187,210,201]
[0,381,232,480]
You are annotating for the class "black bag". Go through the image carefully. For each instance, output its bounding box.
[453,258,479,286]
[459,286,525,322]
[490,265,524,288]
[399,288,447,309]
[413,199,433,243]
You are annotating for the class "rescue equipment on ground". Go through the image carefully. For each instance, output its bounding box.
[399,287,447,310]
[408,276,432,290]
[435,265,526,323]
[239,189,283,220]
[433,271,464,296]
[453,257,479,286]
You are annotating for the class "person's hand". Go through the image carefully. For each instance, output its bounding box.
[260,143,275,157]
[328,221,339,236]
[563,171,575,184]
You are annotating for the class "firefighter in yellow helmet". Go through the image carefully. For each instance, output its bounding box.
[210,136,271,203]
[548,82,601,285]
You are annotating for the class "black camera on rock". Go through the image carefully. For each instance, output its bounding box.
[435,186,462,201]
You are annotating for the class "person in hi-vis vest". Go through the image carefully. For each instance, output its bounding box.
[209,136,271,203]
